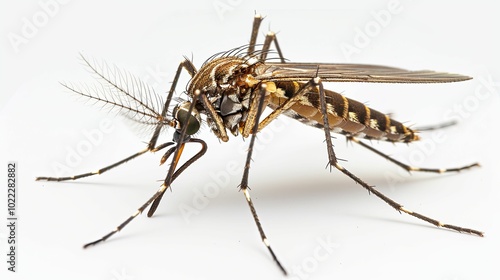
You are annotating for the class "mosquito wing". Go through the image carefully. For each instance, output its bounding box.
[255,62,471,83]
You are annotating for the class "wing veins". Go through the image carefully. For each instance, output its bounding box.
[256,62,471,83]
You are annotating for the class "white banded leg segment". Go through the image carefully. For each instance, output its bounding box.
[347,136,480,173]
[35,147,150,182]
[238,85,287,275]
[332,159,484,236]
[339,163,483,236]
[315,78,484,238]
[241,189,287,275]
[83,184,169,248]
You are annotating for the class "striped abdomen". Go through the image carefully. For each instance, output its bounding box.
[267,81,419,143]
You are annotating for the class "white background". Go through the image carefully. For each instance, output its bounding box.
[1,1,499,280]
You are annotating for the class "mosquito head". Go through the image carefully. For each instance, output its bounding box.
[172,101,201,140]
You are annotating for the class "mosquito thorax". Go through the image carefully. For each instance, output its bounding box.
[173,101,201,136]
[187,56,263,137]
[188,56,261,96]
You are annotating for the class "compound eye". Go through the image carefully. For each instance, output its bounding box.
[174,102,201,135]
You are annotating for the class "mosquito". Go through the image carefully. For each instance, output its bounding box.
[36,14,482,275]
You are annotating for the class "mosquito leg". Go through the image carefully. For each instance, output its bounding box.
[37,59,198,182]
[198,92,229,142]
[36,140,187,182]
[253,80,317,135]
[347,136,480,173]
[83,183,169,248]
[246,13,286,63]
[240,84,287,275]
[414,120,457,132]
[248,13,264,55]
[36,147,150,182]
[36,140,181,182]
[147,138,207,217]
[148,59,197,149]
[260,30,285,62]
[241,84,270,137]
[148,90,205,217]
[84,140,206,248]
[85,96,206,247]
[313,77,484,237]
[103,60,197,214]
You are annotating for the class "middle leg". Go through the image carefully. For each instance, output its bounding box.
[239,84,287,275]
